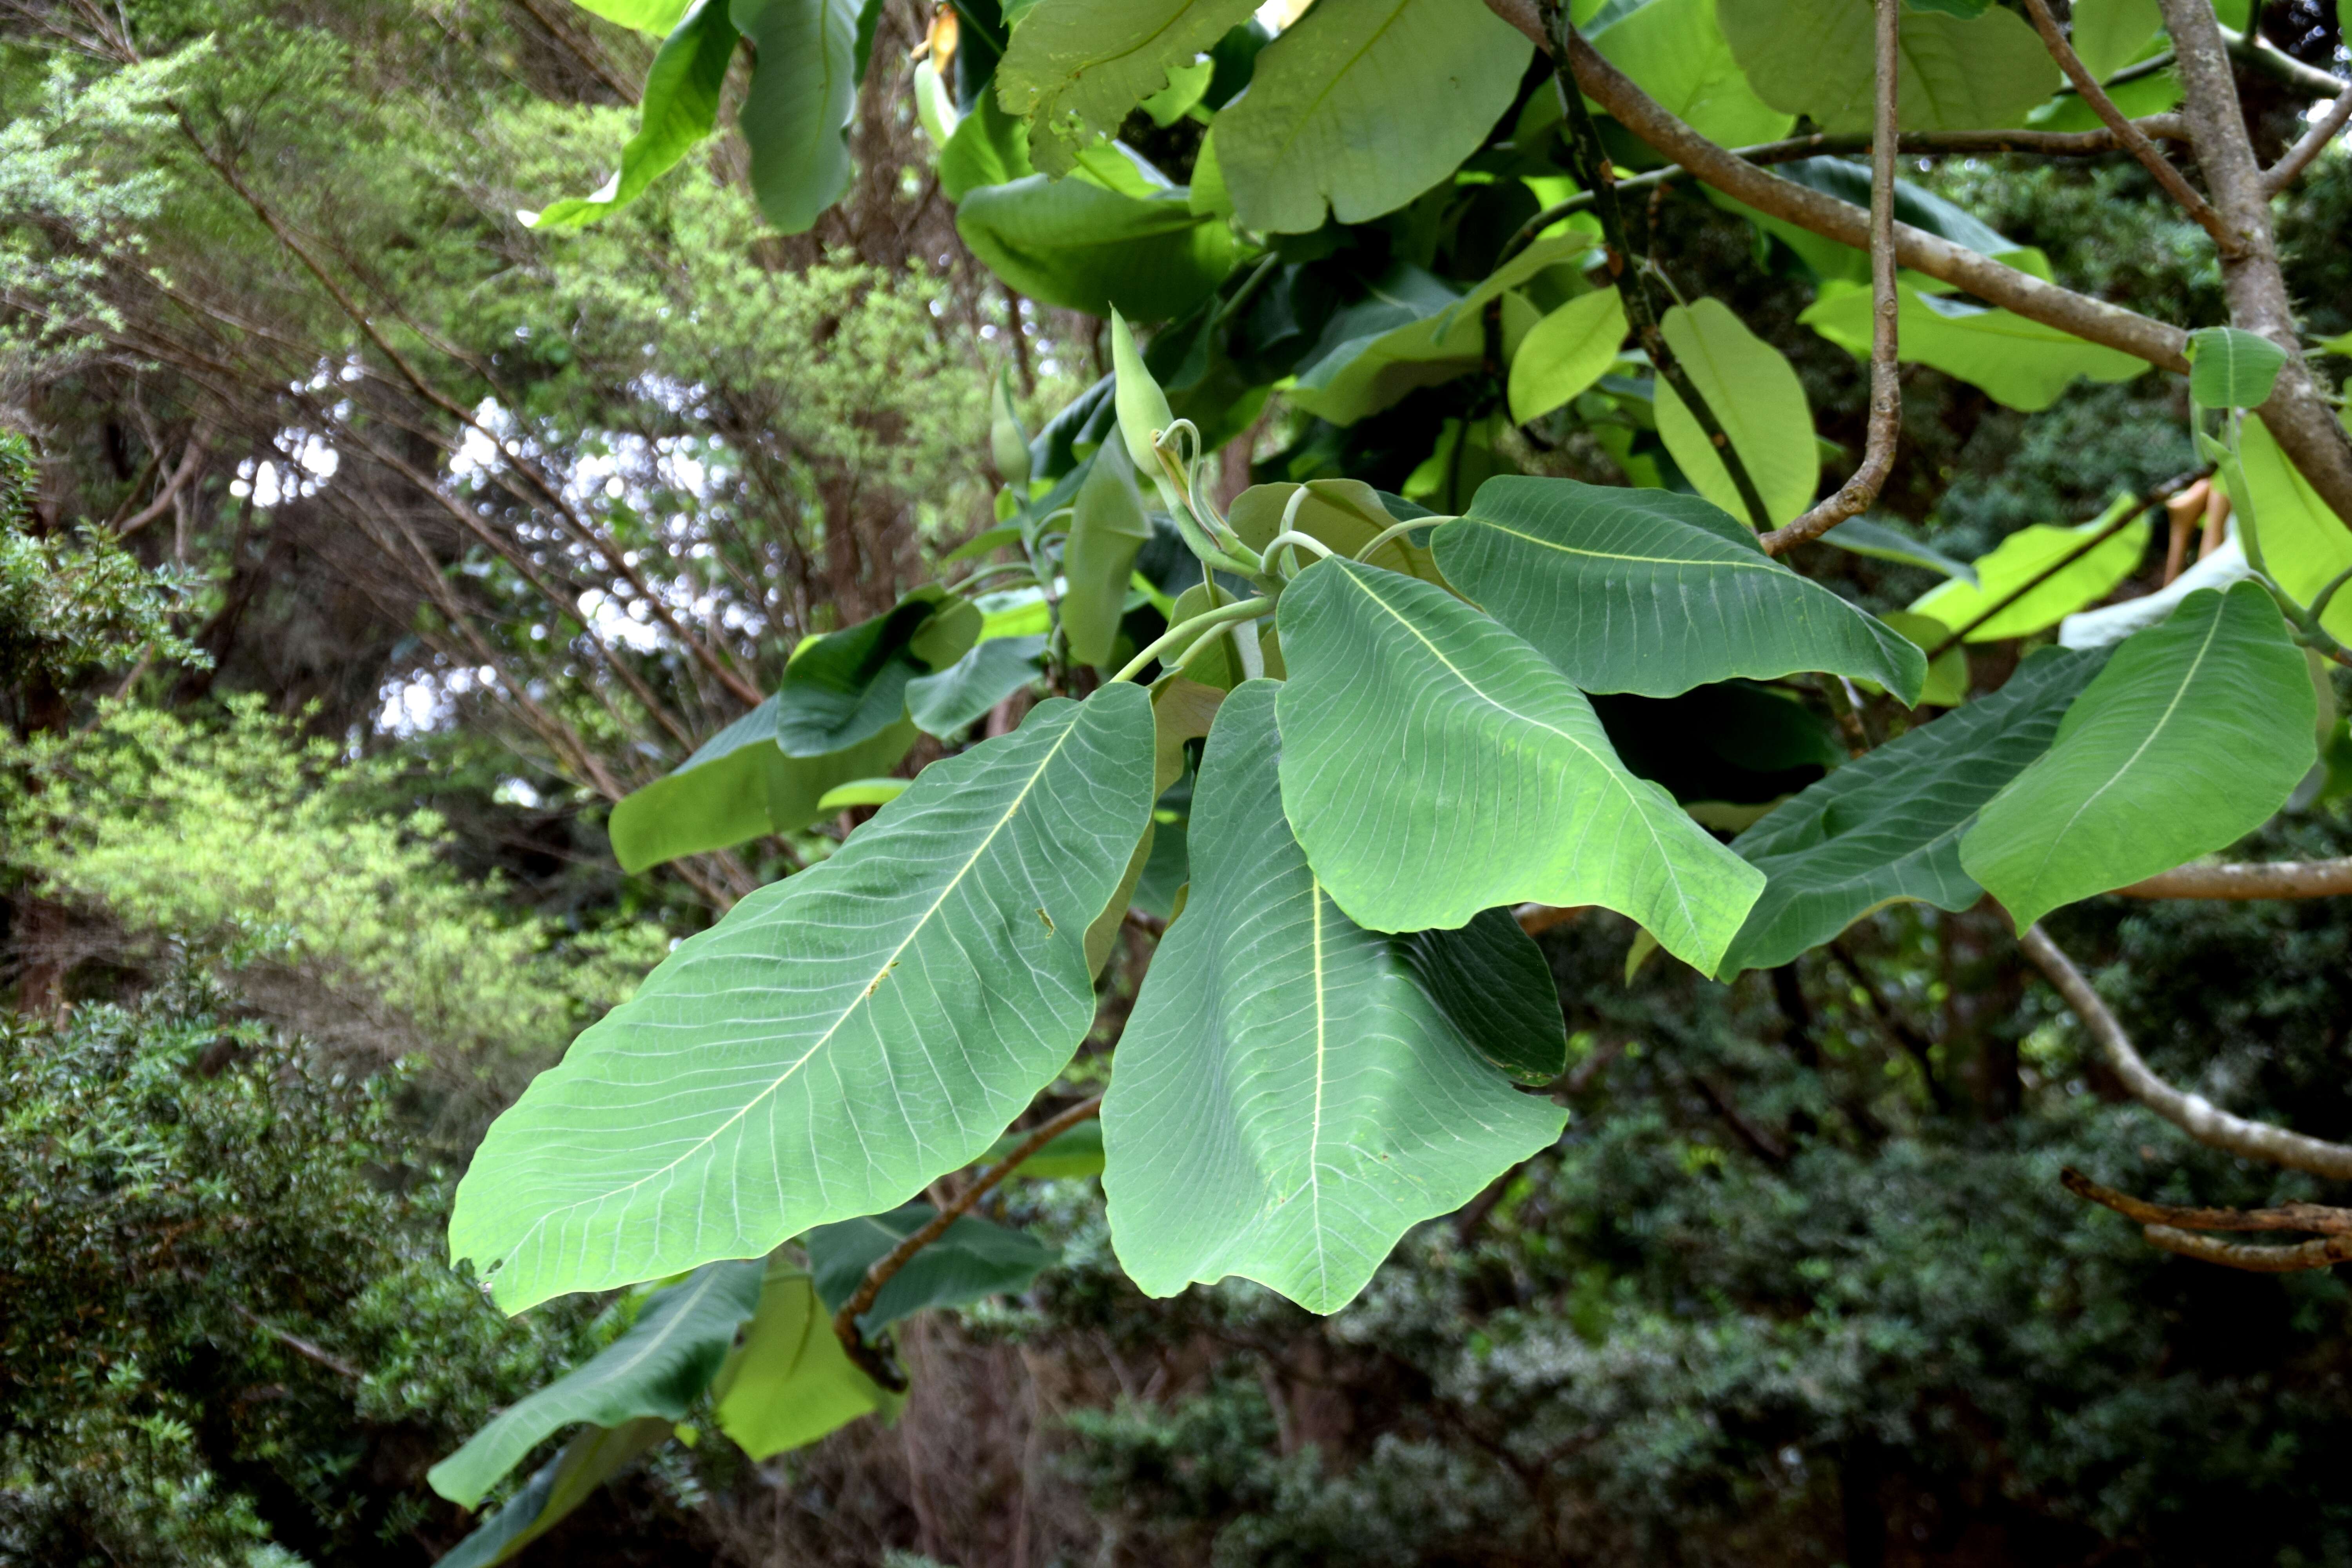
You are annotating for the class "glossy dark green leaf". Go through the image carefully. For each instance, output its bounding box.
[995,0,1261,175]
[1274,559,1764,971]
[1400,908,1571,1085]
[530,0,739,232]
[710,1259,903,1460]
[1436,477,1925,700]
[434,1417,674,1568]
[1102,682,1566,1312]
[1715,646,2104,976]
[732,0,863,234]
[806,1202,1057,1334]
[1062,444,1152,665]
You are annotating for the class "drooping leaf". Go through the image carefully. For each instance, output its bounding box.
[776,594,961,757]
[2187,325,2290,410]
[978,1116,1107,1177]
[1720,0,2058,131]
[1399,907,1572,1085]
[1818,517,1979,584]
[1274,559,1764,970]
[1590,0,1793,148]
[1508,287,1629,424]
[711,1260,904,1460]
[1960,583,2317,929]
[2069,0,2163,80]
[1881,610,1969,705]
[428,1261,763,1508]
[1653,298,1818,526]
[1228,479,1446,585]
[957,173,1239,321]
[1801,281,2147,412]
[528,0,740,232]
[806,1203,1057,1334]
[2234,414,2352,642]
[1102,682,1566,1313]
[434,1418,675,1568]
[1062,443,1153,665]
[1715,646,2103,976]
[1907,497,2150,641]
[940,87,1037,200]
[995,0,1261,175]
[730,0,864,233]
[448,688,1157,1311]
[813,777,909,812]
[1214,0,1532,233]
[1434,477,1926,701]
[989,370,1032,486]
[905,634,1047,735]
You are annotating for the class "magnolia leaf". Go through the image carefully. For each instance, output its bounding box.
[1508,287,1629,424]
[1274,559,1764,971]
[449,688,1156,1311]
[1102,682,1566,1312]
[567,0,694,32]
[956,174,1238,320]
[711,1261,903,1460]
[1720,0,2057,132]
[434,1418,675,1568]
[995,0,1261,175]
[2236,414,2352,642]
[1819,518,1979,584]
[733,0,862,234]
[1882,610,1969,706]
[427,1261,763,1508]
[1653,299,1818,526]
[1214,0,1532,233]
[1229,479,1446,585]
[1715,646,2103,976]
[1063,443,1153,665]
[774,595,951,757]
[806,1203,1056,1334]
[1961,583,2316,928]
[813,777,908,812]
[978,1116,1107,1178]
[1908,498,2150,641]
[905,634,1047,735]
[2187,326,2290,409]
[1802,281,2147,412]
[2069,0,2163,80]
[989,370,1031,486]
[1434,477,1927,701]
[940,87,1036,200]
[1590,0,1793,148]
[1400,908,1572,1085]
[529,0,739,232]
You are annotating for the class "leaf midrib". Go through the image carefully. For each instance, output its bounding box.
[1462,516,1779,572]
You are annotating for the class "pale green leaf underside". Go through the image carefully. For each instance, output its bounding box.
[712,1260,903,1460]
[428,1259,762,1506]
[1653,299,1818,526]
[1274,559,1763,971]
[1103,682,1564,1313]
[449,688,1156,1311]
[1717,646,2103,976]
[1960,583,2316,929]
[1435,476,1926,701]
[995,0,1261,175]
[1801,281,2146,412]
[1062,443,1152,665]
[1214,0,1531,233]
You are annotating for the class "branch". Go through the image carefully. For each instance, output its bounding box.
[1920,476,2194,661]
[2114,857,2352,898]
[2061,1167,2352,1234]
[2263,83,2352,194]
[1759,0,1899,554]
[2019,0,2239,251]
[231,1303,362,1380]
[2139,1225,2352,1269]
[831,1096,1104,1390]
[114,429,209,538]
[2018,924,2352,1181]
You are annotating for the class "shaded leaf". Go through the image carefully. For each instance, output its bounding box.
[957,173,1238,320]
[434,1418,674,1568]
[1399,908,1572,1085]
[940,86,1037,200]
[806,1203,1056,1334]
[1229,479,1446,585]
[2069,0,2163,80]
[1819,518,1979,584]
[906,634,1047,735]
[1063,443,1153,665]
[529,0,739,232]
[711,1261,903,1459]
[1653,298,1818,526]
[775,594,958,757]
[1721,0,2057,131]
[1881,610,1969,706]
[732,0,863,234]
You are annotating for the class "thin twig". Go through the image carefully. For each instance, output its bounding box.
[2019,0,2241,252]
[1920,478,2193,660]
[231,1304,363,1381]
[2114,857,2352,898]
[114,432,209,539]
[2263,83,2352,194]
[2061,1167,2352,1234]
[2019,924,2352,1180]
[1761,0,1900,554]
[833,1096,1105,1390]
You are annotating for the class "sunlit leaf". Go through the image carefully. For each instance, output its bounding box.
[813,777,908,812]
[1653,299,1818,526]
[1591,0,1793,147]
[1907,497,2150,641]
[566,0,694,33]
[978,1117,1107,1178]
[1508,287,1628,424]
[711,1261,904,1459]
[2234,414,2352,642]
[528,0,739,232]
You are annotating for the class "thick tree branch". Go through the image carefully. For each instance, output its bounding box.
[2114,858,2352,898]
[1759,0,1898,554]
[2020,924,2352,1181]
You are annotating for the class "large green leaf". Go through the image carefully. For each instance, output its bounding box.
[1715,646,2104,976]
[1801,281,2146,412]
[1229,479,1447,586]
[1274,559,1764,969]
[776,594,961,756]
[1214,0,1532,233]
[449,687,1157,1311]
[529,0,739,233]
[1719,0,2057,131]
[732,0,862,234]
[1062,444,1152,665]
[711,1260,903,1459]
[806,1203,1056,1334]
[941,89,1037,201]
[957,173,1238,320]
[1434,477,1926,701]
[1653,299,1818,526]
[1401,908,1572,1085]
[1908,499,2150,641]
[434,1418,674,1568]
[1961,583,2317,929]
[2187,326,2289,410]
[1590,0,1793,148]
[2069,0,2163,79]
[1102,682,1565,1313]
[905,634,1046,735]
[1508,287,1628,424]
[2236,414,2352,643]
[995,0,1261,176]
[427,1260,762,1508]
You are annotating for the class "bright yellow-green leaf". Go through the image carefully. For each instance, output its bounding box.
[2236,414,2352,643]
[2069,0,2162,80]
[1908,497,2151,641]
[711,1262,903,1459]
[1509,287,1630,424]
[1882,610,1969,706]
[1653,298,1818,526]
[1801,280,2146,412]
[813,777,909,812]
[1591,0,1793,148]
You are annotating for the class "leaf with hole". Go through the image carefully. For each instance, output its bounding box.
[1102,682,1565,1312]
[1653,299,1818,526]
[996,0,1261,174]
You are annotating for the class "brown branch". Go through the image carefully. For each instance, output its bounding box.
[2018,0,2239,252]
[1515,902,1587,936]
[2114,858,2352,898]
[2140,1225,2352,1270]
[832,1096,1105,1390]
[231,1304,362,1380]
[2263,84,2352,194]
[114,430,209,538]
[2061,1167,2352,1234]
[2019,924,2352,1180]
[1759,0,1899,554]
